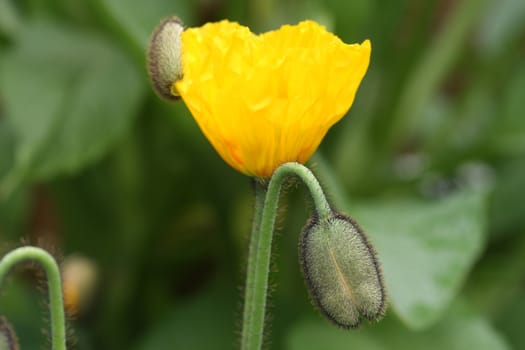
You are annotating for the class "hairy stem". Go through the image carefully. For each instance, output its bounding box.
[0,246,66,350]
[241,162,331,350]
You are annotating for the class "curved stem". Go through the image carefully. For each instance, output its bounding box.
[241,162,331,350]
[0,246,66,350]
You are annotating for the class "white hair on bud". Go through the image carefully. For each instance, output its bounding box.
[299,212,386,328]
[148,17,184,100]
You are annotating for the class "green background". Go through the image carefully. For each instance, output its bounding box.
[0,0,524,349]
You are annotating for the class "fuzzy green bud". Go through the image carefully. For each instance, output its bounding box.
[0,316,19,350]
[147,16,184,100]
[299,212,386,328]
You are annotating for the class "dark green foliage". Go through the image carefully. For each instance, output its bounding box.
[0,0,524,349]
[0,316,19,350]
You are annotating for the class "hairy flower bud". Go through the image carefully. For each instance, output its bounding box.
[0,316,19,350]
[299,212,386,328]
[147,17,184,100]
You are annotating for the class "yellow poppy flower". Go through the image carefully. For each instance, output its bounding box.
[174,20,371,178]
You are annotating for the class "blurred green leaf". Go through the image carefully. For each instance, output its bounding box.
[0,187,29,241]
[0,280,45,349]
[0,0,20,38]
[0,21,144,192]
[287,301,509,350]
[96,0,192,52]
[495,292,525,350]
[0,119,14,178]
[0,119,28,241]
[135,285,236,350]
[288,318,383,350]
[425,82,495,163]
[489,158,525,236]
[464,231,525,318]
[491,66,525,155]
[351,189,487,329]
[477,0,525,57]
[387,0,490,148]
[322,0,371,36]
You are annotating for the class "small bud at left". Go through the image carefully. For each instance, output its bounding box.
[148,17,184,100]
[0,316,19,350]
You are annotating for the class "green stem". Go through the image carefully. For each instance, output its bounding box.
[241,162,331,350]
[0,246,66,350]
[241,180,265,347]
[310,153,350,211]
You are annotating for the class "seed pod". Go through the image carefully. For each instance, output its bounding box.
[0,316,19,350]
[148,17,184,100]
[299,212,386,328]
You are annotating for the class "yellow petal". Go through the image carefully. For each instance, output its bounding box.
[175,20,371,177]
